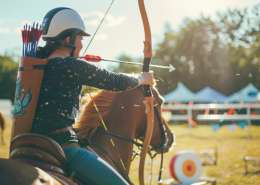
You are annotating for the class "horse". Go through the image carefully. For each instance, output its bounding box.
[0,86,174,185]
[74,86,174,180]
[0,112,5,145]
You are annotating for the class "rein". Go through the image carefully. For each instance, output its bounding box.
[104,131,144,148]
[94,105,168,184]
[102,106,167,152]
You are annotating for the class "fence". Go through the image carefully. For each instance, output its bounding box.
[162,103,260,124]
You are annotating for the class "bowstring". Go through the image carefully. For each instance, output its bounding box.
[83,0,116,55]
[149,157,154,185]
[81,0,128,173]
[86,93,127,171]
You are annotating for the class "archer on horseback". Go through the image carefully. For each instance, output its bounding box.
[13,7,155,185]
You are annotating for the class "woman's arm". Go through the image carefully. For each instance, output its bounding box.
[75,59,139,91]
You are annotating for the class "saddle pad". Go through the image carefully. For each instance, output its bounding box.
[11,133,66,163]
[11,146,62,167]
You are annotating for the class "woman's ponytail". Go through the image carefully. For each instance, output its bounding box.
[36,41,62,58]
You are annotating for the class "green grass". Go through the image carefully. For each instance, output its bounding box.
[129,124,260,185]
[1,120,260,185]
[0,117,12,158]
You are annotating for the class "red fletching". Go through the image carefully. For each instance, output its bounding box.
[25,25,30,43]
[35,23,42,42]
[22,30,26,43]
[23,25,28,43]
[81,54,102,62]
[31,23,37,41]
[21,22,43,56]
[29,26,35,42]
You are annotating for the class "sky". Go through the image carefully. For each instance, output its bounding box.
[0,0,259,59]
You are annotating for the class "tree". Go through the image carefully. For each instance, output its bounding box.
[155,17,232,95]
[151,3,260,95]
[112,54,141,74]
[0,55,18,101]
[217,4,260,91]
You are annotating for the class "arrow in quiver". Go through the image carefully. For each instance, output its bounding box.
[22,23,42,57]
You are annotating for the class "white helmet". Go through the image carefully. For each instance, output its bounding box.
[42,7,90,41]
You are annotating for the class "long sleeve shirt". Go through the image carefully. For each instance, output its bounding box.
[32,57,138,144]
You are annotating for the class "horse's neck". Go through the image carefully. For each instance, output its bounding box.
[92,123,135,173]
[89,89,142,174]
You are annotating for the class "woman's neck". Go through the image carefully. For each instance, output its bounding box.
[48,48,72,59]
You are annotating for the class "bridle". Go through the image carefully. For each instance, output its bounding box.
[102,106,167,151]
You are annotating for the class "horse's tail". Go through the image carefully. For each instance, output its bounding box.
[2,119,5,130]
[0,113,5,130]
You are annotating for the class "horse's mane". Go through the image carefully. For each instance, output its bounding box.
[73,86,164,138]
[73,91,117,135]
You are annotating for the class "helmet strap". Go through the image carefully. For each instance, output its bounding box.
[59,35,77,57]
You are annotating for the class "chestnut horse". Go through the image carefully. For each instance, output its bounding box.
[74,86,174,181]
[0,112,5,145]
[0,87,174,185]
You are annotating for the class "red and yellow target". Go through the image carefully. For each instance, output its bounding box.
[169,151,202,184]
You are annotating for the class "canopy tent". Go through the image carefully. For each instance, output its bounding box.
[164,82,195,102]
[195,86,227,103]
[227,83,259,102]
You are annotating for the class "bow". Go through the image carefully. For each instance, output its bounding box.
[138,0,155,185]
[82,1,155,184]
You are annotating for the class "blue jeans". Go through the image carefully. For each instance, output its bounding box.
[63,147,129,185]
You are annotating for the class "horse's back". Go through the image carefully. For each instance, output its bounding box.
[0,158,63,185]
[5,133,81,185]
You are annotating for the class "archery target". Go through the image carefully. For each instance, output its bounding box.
[169,151,202,184]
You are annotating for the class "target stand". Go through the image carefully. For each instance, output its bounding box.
[161,151,216,185]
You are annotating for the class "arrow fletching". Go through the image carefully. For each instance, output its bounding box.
[21,22,42,57]
[80,54,102,62]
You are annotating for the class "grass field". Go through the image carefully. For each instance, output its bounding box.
[1,118,260,185]
[130,124,260,185]
[0,117,12,158]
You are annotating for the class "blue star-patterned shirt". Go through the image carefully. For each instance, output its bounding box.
[32,57,138,144]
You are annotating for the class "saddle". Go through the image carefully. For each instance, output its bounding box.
[10,133,67,175]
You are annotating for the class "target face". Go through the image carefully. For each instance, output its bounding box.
[169,151,202,184]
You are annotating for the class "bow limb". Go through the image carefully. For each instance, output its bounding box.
[138,0,154,185]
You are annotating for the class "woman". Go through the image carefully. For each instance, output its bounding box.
[33,7,154,185]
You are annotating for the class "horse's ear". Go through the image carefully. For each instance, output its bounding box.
[151,87,164,104]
